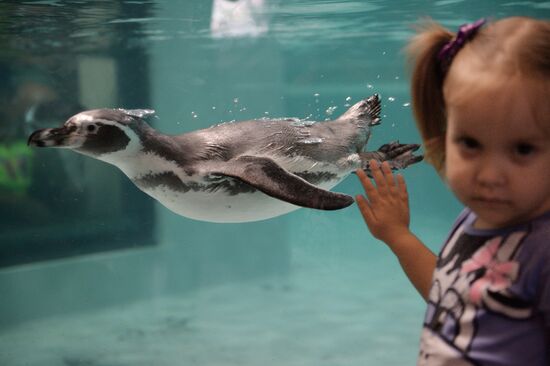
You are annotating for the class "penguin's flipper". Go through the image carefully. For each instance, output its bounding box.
[208,155,353,210]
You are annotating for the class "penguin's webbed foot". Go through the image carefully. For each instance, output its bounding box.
[359,141,423,177]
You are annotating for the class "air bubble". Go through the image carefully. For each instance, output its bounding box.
[291,120,315,127]
[325,106,337,116]
[298,137,323,145]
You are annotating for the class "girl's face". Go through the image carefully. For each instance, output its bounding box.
[444,79,550,229]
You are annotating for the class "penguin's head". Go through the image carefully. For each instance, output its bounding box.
[28,108,155,158]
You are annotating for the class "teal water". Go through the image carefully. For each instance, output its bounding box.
[0,1,548,365]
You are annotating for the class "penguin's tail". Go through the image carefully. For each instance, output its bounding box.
[336,94,381,127]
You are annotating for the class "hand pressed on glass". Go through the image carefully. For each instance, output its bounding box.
[355,159,410,246]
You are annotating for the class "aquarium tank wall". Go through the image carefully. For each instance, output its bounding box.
[0,1,547,365]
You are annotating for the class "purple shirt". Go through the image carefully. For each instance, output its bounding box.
[418,209,550,366]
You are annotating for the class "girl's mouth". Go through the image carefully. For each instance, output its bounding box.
[472,196,510,207]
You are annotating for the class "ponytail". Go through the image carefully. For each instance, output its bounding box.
[407,20,453,174]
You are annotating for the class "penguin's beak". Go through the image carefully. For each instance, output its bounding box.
[28,125,76,148]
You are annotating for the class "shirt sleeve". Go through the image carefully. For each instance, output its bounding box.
[512,219,550,328]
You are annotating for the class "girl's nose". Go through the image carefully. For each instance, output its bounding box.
[475,157,506,187]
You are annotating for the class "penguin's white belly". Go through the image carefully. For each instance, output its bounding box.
[118,152,355,223]
[142,177,344,223]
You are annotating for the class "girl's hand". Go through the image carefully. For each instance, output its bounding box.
[356,160,437,300]
[355,160,411,246]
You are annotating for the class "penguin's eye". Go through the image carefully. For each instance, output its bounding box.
[87,124,97,132]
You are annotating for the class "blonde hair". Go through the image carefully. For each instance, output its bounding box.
[407,17,550,174]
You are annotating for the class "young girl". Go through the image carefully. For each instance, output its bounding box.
[356,17,550,365]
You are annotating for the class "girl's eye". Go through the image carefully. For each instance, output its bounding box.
[458,137,480,150]
[515,143,535,156]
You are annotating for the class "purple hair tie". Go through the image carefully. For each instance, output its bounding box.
[438,18,486,74]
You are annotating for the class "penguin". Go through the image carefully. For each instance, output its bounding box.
[28,94,422,223]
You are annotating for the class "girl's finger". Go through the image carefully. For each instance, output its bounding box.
[397,174,408,200]
[369,160,388,192]
[356,169,379,203]
[380,161,396,187]
[355,194,374,223]
[356,168,373,191]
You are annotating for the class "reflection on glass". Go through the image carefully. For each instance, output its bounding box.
[0,2,155,267]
